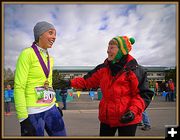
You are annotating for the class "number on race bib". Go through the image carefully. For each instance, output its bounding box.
[44,91,53,100]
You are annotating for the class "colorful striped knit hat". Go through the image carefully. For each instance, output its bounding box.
[112,36,135,64]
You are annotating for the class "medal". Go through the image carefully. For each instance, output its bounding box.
[32,43,56,104]
[44,80,49,90]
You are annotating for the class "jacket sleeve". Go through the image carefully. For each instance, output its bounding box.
[70,64,104,90]
[129,65,154,115]
[14,49,31,120]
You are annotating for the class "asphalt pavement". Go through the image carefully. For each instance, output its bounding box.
[2,93,177,139]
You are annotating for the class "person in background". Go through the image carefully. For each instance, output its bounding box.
[168,79,175,102]
[155,81,159,96]
[161,80,170,101]
[160,80,166,93]
[165,81,171,102]
[67,88,74,97]
[89,89,95,101]
[140,110,151,131]
[14,21,66,136]
[65,35,154,136]
[60,87,68,110]
[4,84,12,116]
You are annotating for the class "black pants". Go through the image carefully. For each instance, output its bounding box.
[62,96,67,109]
[100,123,137,136]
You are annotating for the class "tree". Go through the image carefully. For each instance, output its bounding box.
[4,68,14,88]
[52,70,67,90]
[165,67,176,85]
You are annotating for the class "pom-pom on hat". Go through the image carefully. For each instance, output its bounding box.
[33,21,55,42]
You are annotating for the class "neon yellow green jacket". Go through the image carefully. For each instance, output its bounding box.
[14,47,56,120]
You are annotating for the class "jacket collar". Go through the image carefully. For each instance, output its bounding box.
[104,54,138,67]
[104,54,138,76]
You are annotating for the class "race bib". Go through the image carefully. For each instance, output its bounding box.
[35,86,55,104]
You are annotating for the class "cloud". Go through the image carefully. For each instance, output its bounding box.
[3,3,177,71]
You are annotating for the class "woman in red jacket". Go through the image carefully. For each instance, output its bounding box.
[68,36,154,136]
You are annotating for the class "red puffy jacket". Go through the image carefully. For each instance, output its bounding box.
[71,54,154,127]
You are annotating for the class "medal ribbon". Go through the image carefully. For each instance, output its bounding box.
[31,42,50,79]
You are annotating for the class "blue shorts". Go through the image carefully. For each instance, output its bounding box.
[27,105,66,136]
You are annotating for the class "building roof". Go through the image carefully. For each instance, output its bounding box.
[53,65,170,72]
[143,66,168,72]
[53,66,95,72]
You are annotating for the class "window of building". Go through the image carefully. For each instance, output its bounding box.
[157,73,163,76]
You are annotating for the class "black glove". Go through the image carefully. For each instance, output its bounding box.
[20,117,36,136]
[53,79,71,89]
[120,110,135,123]
[57,107,63,117]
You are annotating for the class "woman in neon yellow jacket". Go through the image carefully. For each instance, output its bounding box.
[14,21,66,136]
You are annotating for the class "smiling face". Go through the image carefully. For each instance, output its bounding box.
[38,29,56,49]
[107,39,119,61]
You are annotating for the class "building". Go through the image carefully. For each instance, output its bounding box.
[53,65,169,83]
[143,66,168,82]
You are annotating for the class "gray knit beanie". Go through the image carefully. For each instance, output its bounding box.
[33,21,55,42]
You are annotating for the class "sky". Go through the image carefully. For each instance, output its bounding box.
[3,3,177,71]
